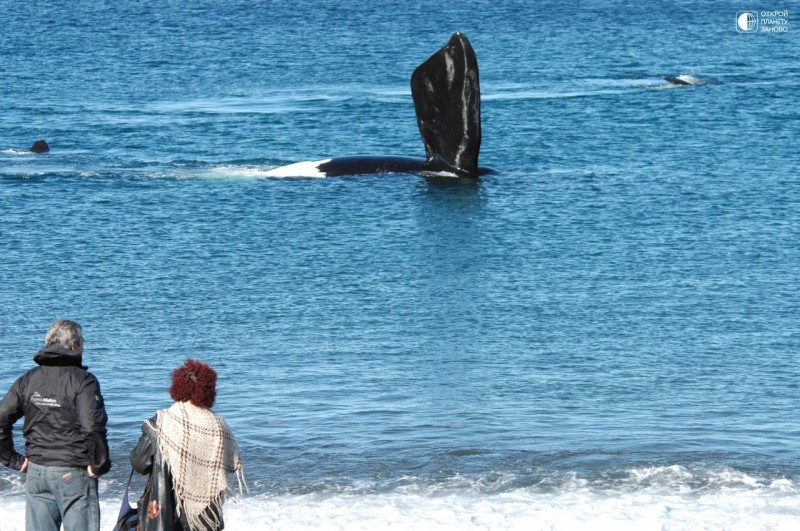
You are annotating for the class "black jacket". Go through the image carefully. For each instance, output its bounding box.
[0,345,111,474]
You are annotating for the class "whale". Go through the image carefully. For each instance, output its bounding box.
[663,75,708,87]
[265,32,493,179]
[29,139,50,153]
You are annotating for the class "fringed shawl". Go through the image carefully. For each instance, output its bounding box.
[156,402,246,530]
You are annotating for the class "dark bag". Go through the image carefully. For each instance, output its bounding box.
[113,469,140,531]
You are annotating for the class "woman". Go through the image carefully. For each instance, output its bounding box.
[130,359,246,531]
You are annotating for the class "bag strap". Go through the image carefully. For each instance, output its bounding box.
[121,468,135,507]
[115,468,137,526]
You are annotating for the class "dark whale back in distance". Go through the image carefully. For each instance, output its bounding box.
[265,32,492,178]
[411,32,482,177]
[30,139,50,153]
[663,75,710,87]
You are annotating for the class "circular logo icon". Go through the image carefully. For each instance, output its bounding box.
[737,12,757,32]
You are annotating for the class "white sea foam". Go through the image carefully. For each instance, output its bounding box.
[179,162,330,180]
[1,471,798,531]
[150,94,350,114]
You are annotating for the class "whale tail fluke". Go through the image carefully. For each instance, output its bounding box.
[411,32,482,177]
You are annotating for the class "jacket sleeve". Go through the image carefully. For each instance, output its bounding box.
[75,373,112,475]
[0,378,26,471]
[129,417,156,475]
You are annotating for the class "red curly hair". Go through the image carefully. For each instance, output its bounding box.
[169,359,217,408]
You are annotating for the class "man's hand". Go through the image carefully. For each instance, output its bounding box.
[20,457,28,473]
[87,465,99,479]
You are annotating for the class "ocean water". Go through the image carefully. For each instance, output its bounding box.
[1,0,799,529]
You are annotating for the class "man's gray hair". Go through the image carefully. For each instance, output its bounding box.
[45,319,83,349]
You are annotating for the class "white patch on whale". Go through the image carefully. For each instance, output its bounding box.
[262,160,331,178]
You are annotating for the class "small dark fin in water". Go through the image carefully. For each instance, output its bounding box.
[30,139,50,153]
[411,32,482,178]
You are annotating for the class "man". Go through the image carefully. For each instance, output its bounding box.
[0,319,111,531]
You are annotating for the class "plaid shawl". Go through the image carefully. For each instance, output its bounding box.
[156,401,245,531]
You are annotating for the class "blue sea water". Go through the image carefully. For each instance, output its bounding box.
[1,0,799,529]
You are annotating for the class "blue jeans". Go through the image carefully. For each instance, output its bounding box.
[25,462,100,531]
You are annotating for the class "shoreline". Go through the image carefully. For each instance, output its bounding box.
[2,483,799,531]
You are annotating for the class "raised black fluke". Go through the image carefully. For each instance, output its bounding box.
[264,32,492,179]
[411,32,482,177]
